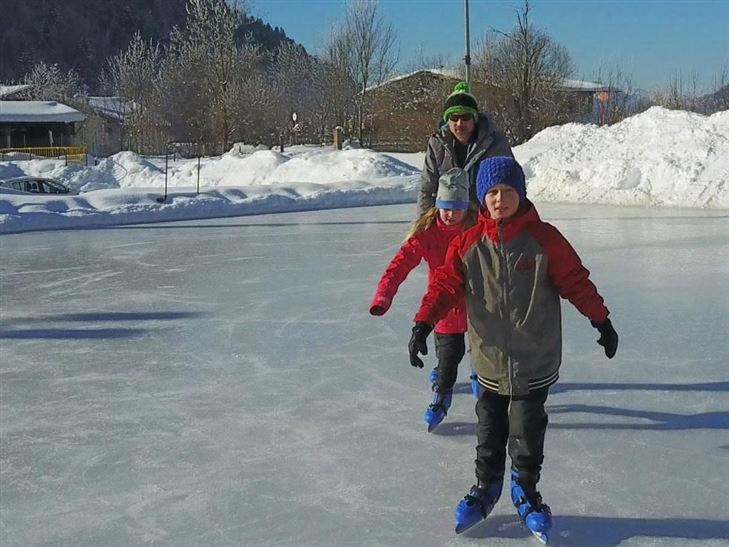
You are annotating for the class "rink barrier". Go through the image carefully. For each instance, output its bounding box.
[0,146,87,165]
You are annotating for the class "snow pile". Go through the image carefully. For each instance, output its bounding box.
[0,146,421,233]
[518,107,729,208]
[0,146,420,193]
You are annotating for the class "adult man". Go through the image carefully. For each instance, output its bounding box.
[417,81,513,214]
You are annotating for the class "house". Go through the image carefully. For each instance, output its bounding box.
[364,69,500,153]
[558,79,617,124]
[364,70,621,151]
[80,96,131,156]
[0,84,31,100]
[0,100,85,148]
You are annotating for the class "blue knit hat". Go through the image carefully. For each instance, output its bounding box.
[476,156,527,204]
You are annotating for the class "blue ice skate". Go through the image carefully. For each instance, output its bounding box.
[428,367,439,387]
[424,390,452,432]
[510,470,552,544]
[454,478,503,534]
[470,371,480,398]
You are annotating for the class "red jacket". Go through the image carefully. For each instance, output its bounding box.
[415,202,609,395]
[370,217,467,334]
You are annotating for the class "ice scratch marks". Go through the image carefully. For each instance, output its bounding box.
[34,270,125,297]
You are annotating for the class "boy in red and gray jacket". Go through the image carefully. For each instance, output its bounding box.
[409,156,618,540]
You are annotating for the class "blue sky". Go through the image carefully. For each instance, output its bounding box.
[251,0,729,92]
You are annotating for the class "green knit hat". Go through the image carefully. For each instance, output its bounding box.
[443,81,478,122]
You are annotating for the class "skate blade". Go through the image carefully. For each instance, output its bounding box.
[531,530,548,544]
[455,518,482,534]
[425,416,444,432]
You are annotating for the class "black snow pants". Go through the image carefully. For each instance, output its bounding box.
[433,332,465,394]
[474,386,549,491]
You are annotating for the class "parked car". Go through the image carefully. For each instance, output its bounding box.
[0,176,73,194]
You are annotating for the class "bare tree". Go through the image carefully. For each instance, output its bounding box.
[590,65,652,124]
[321,29,358,133]
[706,64,729,112]
[19,61,82,103]
[651,65,729,115]
[327,0,398,145]
[651,69,701,112]
[710,65,728,96]
[157,0,268,150]
[100,32,165,152]
[405,47,452,72]
[173,0,241,148]
[473,0,573,143]
[275,41,325,142]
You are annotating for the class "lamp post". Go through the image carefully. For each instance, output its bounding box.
[464,0,471,85]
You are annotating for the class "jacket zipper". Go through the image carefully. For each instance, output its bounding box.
[498,221,514,396]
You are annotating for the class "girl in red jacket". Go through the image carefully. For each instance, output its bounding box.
[369,168,474,431]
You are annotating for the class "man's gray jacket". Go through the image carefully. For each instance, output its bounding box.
[417,113,513,215]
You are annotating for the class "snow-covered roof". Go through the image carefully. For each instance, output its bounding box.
[365,68,462,92]
[0,101,85,123]
[559,79,612,92]
[86,96,132,121]
[0,84,31,98]
[367,72,617,95]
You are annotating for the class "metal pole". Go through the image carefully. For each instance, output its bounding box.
[164,149,168,201]
[464,0,471,85]
[157,148,169,203]
[197,155,201,195]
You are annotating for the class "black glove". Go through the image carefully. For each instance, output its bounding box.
[591,318,618,359]
[408,322,433,368]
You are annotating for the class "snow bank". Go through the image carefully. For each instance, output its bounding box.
[516,107,729,208]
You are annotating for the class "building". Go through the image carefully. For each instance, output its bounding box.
[364,70,618,151]
[558,79,616,124]
[80,96,131,156]
[0,84,31,100]
[365,69,500,152]
[0,100,85,148]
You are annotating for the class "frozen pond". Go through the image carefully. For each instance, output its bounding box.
[1,203,728,546]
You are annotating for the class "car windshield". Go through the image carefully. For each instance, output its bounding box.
[43,180,68,193]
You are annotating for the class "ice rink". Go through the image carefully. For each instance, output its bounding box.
[2,203,728,546]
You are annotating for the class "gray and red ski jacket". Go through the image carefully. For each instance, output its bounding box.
[414,202,609,396]
[370,217,466,334]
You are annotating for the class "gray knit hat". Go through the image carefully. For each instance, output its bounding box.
[435,168,470,209]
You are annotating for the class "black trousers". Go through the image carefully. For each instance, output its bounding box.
[474,386,549,491]
[433,332,466,393]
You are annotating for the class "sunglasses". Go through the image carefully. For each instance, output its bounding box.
[448,114,473,122]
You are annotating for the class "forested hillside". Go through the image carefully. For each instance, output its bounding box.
[0,0,298,90]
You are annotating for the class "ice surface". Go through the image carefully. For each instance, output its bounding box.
[1,203,728,546]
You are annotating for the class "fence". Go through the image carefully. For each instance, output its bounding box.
[0,146,87,165]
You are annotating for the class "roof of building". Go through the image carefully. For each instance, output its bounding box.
[367,71,618,94]
[559,79,613,92]
[365,68,463,92]
[0,84,31,99]
[0,101,86,123]
[86,96,132,121]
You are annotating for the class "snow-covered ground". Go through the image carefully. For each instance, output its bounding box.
[1,203,728,546]
[1,107,728,234]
